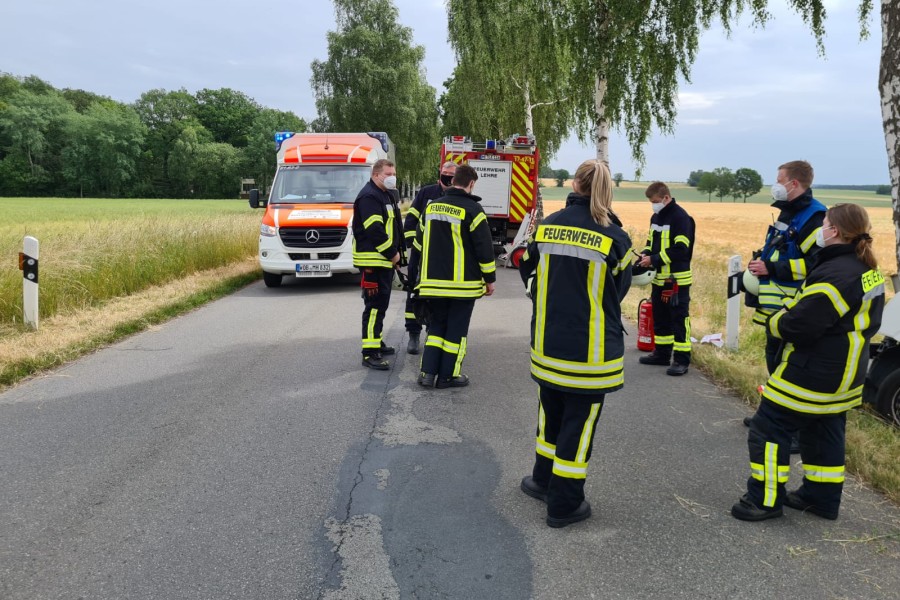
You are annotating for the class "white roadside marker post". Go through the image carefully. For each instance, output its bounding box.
[19,236,39,330]
[725,255,742,350]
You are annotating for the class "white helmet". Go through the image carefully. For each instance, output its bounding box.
[742,269,760,295]
[632,264,656,287]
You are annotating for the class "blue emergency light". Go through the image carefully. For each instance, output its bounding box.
[486,139,496,150]
[367,132,390,152]
[274,131,295,151]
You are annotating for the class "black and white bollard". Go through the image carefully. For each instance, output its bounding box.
[725,254,741,350]
[19,236,39,330]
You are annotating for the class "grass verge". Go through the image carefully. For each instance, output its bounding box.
[0,259,259,390]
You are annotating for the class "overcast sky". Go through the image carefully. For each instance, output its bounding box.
[1,0,887,184]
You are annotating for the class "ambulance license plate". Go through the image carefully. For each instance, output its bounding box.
[296,263,331,277]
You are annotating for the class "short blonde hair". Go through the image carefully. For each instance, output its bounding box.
[572,160,613,226]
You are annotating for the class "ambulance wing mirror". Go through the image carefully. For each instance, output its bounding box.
[249,188,266,209]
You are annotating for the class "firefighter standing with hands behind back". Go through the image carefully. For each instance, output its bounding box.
[637,182,695,376]
[352,159,404,371]
[402,161,457,354]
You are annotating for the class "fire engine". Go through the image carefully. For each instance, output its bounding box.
[248,131,393,287]
[440,134,541,267]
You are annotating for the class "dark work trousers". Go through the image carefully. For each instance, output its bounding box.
[404,293,422,334]
[650,283,692,365]
[532,385,605,518]
[361,267,394,356]
[745,400,847,514]
[404,248,422,334]
[764,332,784,375]
[420,298,475,378]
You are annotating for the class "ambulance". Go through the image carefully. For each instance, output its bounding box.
[440,134,541,267]
[249,131,394,287]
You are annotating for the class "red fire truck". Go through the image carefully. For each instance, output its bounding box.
[440,134,540,266]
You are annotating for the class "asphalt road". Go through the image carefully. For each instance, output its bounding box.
[1,268,898,600]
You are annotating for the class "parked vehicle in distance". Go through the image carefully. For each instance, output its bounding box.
[249,131,394,287]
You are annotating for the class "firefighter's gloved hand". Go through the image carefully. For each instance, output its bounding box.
[660,290,674,304]
[525,276,535,299]
[361,269,379,297]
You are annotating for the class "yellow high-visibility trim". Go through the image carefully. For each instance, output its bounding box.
[802,464,845,483]
[363,214,384,229]
[763,442,778,507]
[552,456,588,479]
[862,269,885,293]
[470,212,487,230]
[575,403,601,463]
[531,349,622,373]
[453,336,467,376]
[531,364,624,390]
[801,283,850,316]
[480,261,496,274]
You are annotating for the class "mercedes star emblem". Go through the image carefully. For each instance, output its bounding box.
[305,230,320,244]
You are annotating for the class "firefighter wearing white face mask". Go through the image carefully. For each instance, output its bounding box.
[746,160,826,375]
[353,159,404,370]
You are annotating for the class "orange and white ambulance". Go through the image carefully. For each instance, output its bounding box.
[249,131,394,287]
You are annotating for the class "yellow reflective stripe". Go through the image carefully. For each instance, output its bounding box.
[552,456,588,479]
[762,381,863,414]
[799,228,819,253]
[534,254,549,355]
[376,239,392,252]
[404,230,417,239]
[408,206,420,218]
[803,464,845,483]
[750,462,790,483]
[536,438,556,459]
[480,261,496,274]
[418,278,484,290]
[763,442,778,508]
[452,221,464,281]
[453,336,467,376]
[363,214,384,229]
[531,364,624,390]
[801,283,850,316]
[412,239,422,251]
[470,212,486,231]
[673,234,690,247]
[531,349,623,373]
[788,258,807,280]
[655,335,674,345]
[768,310,784,338]
[404,312,416,320]
[575,403,601,463]
[362,309,380,349]
[425,335,460,353]
[840,299,870,392]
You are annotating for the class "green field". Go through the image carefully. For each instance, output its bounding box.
[0,198,259,334]
[539,181,894,207]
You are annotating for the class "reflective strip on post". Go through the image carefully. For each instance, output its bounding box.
[725,255,741,350]
[21,236,39,330]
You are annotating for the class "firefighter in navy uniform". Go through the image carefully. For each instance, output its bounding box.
[413,164,496,388]
[732,203,884,521]
[637,182,695,376]
[402,161,457,354]
[353,159,404,370]
[518,159,632,528]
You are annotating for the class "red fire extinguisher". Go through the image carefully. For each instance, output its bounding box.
[637,298,655,351]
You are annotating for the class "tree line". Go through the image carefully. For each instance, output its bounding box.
[687,168,763,202]
[0,73,307,198]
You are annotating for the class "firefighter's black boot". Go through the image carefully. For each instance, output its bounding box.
[520,476,548,503]
[407,333,420,355]
[730,494,783,521]
[546,501,591,528]
[639,350,671,366]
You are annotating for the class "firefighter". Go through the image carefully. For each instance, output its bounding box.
[518,159,632,528]
[636,182,695,376]
[412,164,496,388]
[352,159,403,370]
[731,203,884,521]
[403,161,457,354]
[742,161,826,454]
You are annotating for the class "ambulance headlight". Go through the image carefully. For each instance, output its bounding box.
[260,223,277,237]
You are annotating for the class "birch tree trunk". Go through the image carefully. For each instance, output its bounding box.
[594,76,610,165]
[882,0,900,271]
[524,81,534,138]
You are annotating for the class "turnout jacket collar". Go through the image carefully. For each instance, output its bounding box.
[444,186,482,203]
[771,188,814,214]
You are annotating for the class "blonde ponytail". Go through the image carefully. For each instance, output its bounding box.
[573,159,612,226]
[827,203,878,269]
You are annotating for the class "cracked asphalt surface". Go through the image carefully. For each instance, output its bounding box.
[1,268,898,599]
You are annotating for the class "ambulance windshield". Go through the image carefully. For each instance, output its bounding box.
[270,165,371,204]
